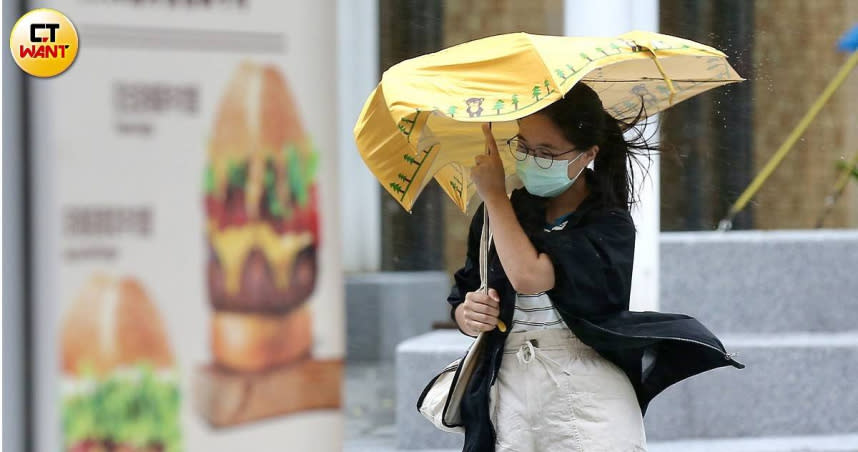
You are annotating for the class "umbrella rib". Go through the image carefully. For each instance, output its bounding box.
[645,48,677,106]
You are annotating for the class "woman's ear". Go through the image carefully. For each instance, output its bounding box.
[588,145,600,164]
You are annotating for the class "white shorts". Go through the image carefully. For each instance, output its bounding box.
[489,327,648,452]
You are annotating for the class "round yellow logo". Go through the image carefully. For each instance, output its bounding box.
[10,9,79,78]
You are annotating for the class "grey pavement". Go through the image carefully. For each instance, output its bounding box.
[344,361,396,442]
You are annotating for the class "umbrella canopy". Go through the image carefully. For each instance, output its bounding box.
[354,30,743,213]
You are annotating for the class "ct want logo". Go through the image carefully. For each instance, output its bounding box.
[10,9,79,78]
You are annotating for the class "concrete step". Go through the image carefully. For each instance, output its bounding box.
[395,330,858,449]
[660,230,858,334]
[344,433,858,452]
[645,330,858,441]
[346,271,451,362]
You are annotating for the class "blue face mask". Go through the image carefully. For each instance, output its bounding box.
[515,150,587,198]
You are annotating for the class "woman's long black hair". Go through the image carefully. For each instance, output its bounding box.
[539,82,656,211]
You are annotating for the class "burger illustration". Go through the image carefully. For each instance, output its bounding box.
[195,61,338,427]
[203,62,321,318]
[61,274,181,452]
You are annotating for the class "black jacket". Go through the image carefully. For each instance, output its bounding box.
[447,168,745,452]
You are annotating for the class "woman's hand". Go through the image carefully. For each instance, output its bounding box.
[455,288,501,336]
[471,124,507,203]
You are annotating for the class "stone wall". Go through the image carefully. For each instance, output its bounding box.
[660,0,858,231]
[752,0,858,229]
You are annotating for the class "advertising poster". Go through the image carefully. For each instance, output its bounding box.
[28,2,343,451]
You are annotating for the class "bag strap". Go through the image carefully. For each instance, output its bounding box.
[478,205,507,332]
[478,207,492,294]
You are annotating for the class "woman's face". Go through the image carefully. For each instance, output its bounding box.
[516,114,596,179]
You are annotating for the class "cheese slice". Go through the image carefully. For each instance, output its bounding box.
[208,221,314,295]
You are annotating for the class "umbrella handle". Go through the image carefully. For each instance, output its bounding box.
[485,122,493,156]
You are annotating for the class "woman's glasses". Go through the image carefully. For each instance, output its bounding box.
[505,137,580,169]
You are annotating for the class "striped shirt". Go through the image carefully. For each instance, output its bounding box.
[511,292,567,332]
[510,211,575,333]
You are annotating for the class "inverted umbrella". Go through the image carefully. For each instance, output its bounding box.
[354,30,743,213]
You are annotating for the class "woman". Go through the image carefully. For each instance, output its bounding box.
[447,83,744,452]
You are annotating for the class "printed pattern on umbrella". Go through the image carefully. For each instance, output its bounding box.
[389,143,437,202]
[435,38,726,122]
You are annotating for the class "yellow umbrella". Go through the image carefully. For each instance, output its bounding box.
[354,30,744,213]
